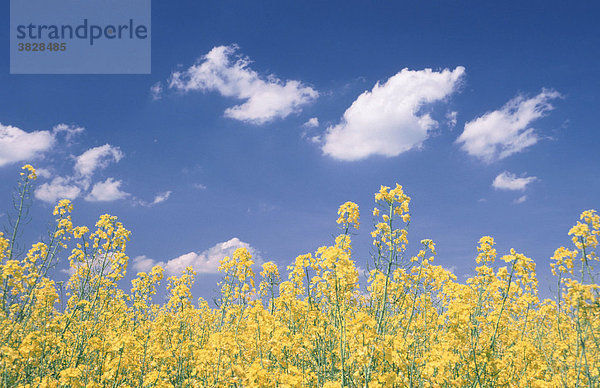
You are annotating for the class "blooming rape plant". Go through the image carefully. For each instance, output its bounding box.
[0,165,598,387]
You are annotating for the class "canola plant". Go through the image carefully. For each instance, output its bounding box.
[0,165,598,387]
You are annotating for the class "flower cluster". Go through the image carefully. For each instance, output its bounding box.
[0,165,598,387]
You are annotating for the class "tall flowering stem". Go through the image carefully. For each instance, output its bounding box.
[0,165,597,387]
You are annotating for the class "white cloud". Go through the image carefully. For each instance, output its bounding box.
[52,124,84,141]
[514,195,527,204]
[35,177,81,203]
[60,267,76,276]
[35,168,52,179]
[150,191,171,205]
[0,123,55,167]
[137,190,173,207]
[74,144,123,179]
[165,238,258,275]
[446,111,458,129]
[169,45,319,124]
[62,252,121,276]
[132,255,162,273]
[302,117,319,128]
[71,144,128,202]
[134,237,259,276]
[85,178,129,202]
[193,183,207,190]
[456,89,561,162]
[492,171,537,191]
[0,124,132,205]
[33,145,129,204]
[150,82,163,100]
[322,67,465,161]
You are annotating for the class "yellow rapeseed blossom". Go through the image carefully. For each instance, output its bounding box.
[336,201,360,229]
[0,167,598,387]
[20,164,37,180]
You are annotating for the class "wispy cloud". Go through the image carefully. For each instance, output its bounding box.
[150,82,163,100]
[492,171,537,191]
[302,117,319,128]
[514,195,528,204]
[456,89,561,162]
[52,123,85,141]
[136,190,173,207]
[322,67,465,161]
[35,168,52,179]
[149,190,172,205]
[168,44,319,124]
[446,111,458,129]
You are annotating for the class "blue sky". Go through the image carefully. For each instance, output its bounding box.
[1,0,599,301]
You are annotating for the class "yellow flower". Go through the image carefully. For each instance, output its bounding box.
[20,164,37,180]
[336,201,360,229]
[1,166,598,388]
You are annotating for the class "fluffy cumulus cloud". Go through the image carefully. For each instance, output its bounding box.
[0,123,55,167]
[322,67,465,161]
[0,122,86,168]
[0,122,122,205]
[169,45,318,124]
[85,178,129,202]
[456,89,561,162]
[132,237,259,275]
[492,171,537,191]
[34,177,81,204]
[74,144,123,180]
[34,144,127,203]
[0,122,161,206]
